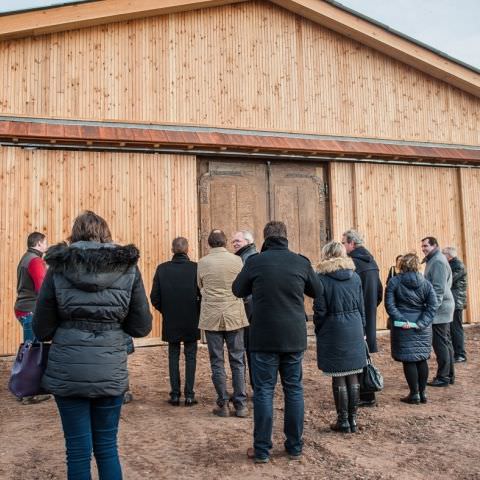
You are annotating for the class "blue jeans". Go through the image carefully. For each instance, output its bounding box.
[55,395,124,480]
[251,351,304,459]
[17,313,34,342]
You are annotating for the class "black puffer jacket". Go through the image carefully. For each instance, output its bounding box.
[313,257,367,374]
[449,257,468,310]
[385,272,437,362]
[232,236,320,352]
[348,246,383,353]
[33,241,152,398]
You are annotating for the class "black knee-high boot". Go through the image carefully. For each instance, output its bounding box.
[331,385,351,433]
[347,384,360,432]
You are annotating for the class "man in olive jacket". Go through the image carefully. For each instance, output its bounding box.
[442,247,468,363]
[150,237,201,406]
[232,221,320,463]
[421,237,455,387]
[198,229,249,418]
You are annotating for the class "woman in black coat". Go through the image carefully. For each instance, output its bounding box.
[33,211,152,480]
[313,241,367,434]
[385,253,437,404]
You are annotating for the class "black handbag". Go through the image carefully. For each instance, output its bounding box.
[361,343,384,393]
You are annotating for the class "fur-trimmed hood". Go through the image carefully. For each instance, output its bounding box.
[45,241,140,292]
[316,257,355,278]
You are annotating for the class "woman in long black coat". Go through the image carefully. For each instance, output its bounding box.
[385,253,437,404]
[313,241,367,434]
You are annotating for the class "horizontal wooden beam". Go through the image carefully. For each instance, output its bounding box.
[272,0,480,98]
[0,0,246,39]
[0,118,479,164]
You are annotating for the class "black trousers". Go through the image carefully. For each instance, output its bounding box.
[244,326,254,390]
[450,309,466,359]
[402,360,429,393]
[432,323,455,383]
[168,341,198,399]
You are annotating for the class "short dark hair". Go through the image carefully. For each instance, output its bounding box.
[69,211,112,243]
[421,236,438,247]
[263,221,287,239]
[27,232,46,248]
[172,237,189,254]
[208,229,227,248]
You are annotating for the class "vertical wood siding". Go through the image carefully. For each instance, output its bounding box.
[0,147,197,355]
[330,161,478,328]
[0,1,479,145]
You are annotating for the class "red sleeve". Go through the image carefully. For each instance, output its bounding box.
[28,257,47,293]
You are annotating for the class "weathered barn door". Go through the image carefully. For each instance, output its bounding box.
[198,158,330,265]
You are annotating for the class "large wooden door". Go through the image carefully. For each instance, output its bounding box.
[198,158,330,261]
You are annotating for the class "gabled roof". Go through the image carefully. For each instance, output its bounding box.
[0,0,479,98]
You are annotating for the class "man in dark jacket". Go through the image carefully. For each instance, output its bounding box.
[150,237,201,406]
[232,230,258,390]
[442,247,468,363]
[342,229,383,407]
[232,221,320,463]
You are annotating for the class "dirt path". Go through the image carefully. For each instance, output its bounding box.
[1,326,479,480]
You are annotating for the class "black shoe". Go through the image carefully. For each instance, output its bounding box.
[454,356,466,363]
[428,378,449,388]
[449,377,455,385]
[168,396,180,406]
[419,390,427,404]
[347,384,360,433]
[400,393,420,404]
[358,399,376,408]
[185,397,198,407]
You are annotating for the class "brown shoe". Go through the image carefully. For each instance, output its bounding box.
[21,395,51,405]
[212,404,230,417]
[235,406,249,418]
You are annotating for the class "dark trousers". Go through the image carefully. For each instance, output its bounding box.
[205,329,246,409]
[244,326,254,390]
[251,351,304,460]
[55,395,124,480]
[451,310,466,359]
[402,360,429,393]
[432,323,455,383]
[168,341,198,399]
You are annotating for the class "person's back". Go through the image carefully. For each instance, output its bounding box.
[238,236,317,353]
[151,237,200,406]
[232,221,320,463]
[32,211,152,480]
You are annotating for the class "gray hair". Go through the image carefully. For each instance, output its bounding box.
[442,246,457,258]
[342,229,364,246]
[239,230,254,244]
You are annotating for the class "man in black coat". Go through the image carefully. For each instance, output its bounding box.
[150,237,201,406]
[342,229,383,407]
[442,247,468,363]
[232,221,320,463]
[232,230,258,390]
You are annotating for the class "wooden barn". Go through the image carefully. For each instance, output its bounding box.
[0,0,479,355]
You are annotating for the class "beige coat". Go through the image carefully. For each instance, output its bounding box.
[197,247,248,331]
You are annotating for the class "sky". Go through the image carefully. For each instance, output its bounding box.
[1,0,479,69]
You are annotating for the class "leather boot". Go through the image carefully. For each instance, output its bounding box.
[347,383,360,433]
[330,385,351,433]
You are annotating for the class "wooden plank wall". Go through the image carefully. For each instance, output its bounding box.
[330,161,478,328]
[0,1,479,145]
[0,147,197,355]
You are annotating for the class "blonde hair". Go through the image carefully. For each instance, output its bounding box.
[399,253,420,273]
[321,241,346,260]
